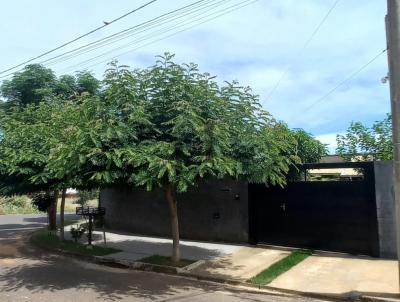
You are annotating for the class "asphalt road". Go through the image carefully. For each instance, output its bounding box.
[0,214,330,302]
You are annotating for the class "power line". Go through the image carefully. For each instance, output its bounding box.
[264,0,341,103]
[0,0,158,75]
[61,0,259,73]
[0,0,216,79]
[302,48,387,113]
[1,0,253,77]
[42,0,226,68]
[60,0,254,72]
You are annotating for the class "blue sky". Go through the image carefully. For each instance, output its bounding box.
[0,0,390,152]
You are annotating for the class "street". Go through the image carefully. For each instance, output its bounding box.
[0,214,329,302]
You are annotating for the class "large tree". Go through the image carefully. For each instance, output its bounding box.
[336,114,392,161]
[50,54,298,262]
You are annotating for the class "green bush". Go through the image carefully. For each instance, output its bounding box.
[0,195,40,214]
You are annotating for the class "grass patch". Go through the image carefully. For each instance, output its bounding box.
[31,230,120,257]
[249,249,312,285]
[139,255,195,268]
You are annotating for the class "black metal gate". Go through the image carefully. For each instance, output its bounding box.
[249,162,380,257]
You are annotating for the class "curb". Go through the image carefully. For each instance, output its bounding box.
[97,257,398,302]
[95,255,206,275]
[360,296,400,302]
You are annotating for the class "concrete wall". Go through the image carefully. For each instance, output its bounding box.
[374,161,397,259]
[100,178,249,243]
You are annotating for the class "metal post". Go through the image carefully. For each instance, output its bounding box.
[88,215,92,245]
[386,0,400,290]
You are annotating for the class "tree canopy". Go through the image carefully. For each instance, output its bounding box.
[0,64,100,107]
[336,114,392,161]
[49,55,298,192]
[1,64,57,107]
[0,98,85,229]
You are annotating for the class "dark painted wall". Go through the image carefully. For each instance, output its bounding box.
[100,162,397,258]
[100,178,249,243]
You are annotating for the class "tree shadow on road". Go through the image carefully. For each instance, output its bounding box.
[0,236,255,301]
[0,251,290,301]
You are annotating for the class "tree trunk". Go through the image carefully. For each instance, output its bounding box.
[59,188,67,240]
[165,184,180,263]
[48,190,59,231]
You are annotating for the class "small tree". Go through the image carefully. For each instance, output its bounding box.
[51,54,297,262]
[336,114,392,161]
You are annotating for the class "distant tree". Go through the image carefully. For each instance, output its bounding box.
[292,129,328,163]
[0,64,57,106]
[0,65,100,108]
[50,55,297,262]
[55,75,77,99]
[336,114,392,161]
[75,71,100,95]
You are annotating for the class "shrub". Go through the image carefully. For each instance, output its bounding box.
[1,195,29,207]
[31,192,55,212]
[0,195,40,214]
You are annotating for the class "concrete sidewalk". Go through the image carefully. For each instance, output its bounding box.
[64,226,399,300]
[270,254,399,299]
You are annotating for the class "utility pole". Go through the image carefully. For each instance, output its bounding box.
[386,0,400,290]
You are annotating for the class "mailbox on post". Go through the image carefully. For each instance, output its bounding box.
[75,206,105,246]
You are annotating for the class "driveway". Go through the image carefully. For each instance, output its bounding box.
[0,214,330,302]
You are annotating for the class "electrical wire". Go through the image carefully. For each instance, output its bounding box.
[0,0,158,75]
[60,0,257,72]
[0,0,218,79]
[302,48,387,113]
[264,0,341,103]
[43,0,229,68]
[0,0,256,77]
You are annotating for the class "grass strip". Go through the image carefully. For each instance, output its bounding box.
[31,230,120,256]
[139,255,195,268]
[249,249,312,285]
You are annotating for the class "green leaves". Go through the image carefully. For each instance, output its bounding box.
[291,129,328,163]
[0,64,100,107]
[336,114,392,161]
[0,54,301,196]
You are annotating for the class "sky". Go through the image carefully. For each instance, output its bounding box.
[0,0,390,153]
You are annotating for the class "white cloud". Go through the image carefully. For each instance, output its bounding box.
[316,132,345,154]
